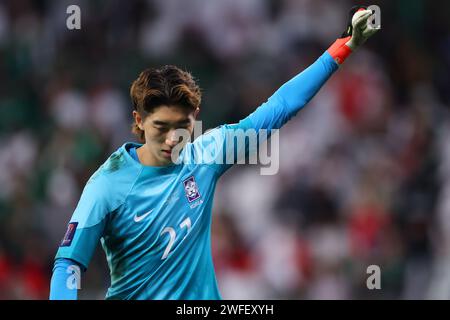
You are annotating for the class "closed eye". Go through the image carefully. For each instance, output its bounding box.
[154,126,169,132]
[154,125,189,131]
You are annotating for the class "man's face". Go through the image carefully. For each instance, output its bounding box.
[134,105,198,166]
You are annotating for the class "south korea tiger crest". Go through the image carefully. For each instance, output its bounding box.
[183,176,201,203]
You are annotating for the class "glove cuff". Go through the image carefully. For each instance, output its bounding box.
[327,36,352,65]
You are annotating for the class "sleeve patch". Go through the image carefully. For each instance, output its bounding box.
[60,222,78,247]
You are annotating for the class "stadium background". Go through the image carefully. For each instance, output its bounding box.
[1,0,450,299]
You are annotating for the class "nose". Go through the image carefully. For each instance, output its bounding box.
[165,130,180,148]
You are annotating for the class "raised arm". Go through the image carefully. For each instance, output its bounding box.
[245,6,379,132]
[187,6,379,174]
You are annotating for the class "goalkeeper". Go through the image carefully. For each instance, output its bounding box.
[49,7,378,299]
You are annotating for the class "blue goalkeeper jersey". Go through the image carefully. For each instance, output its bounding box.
[54,51,338,300]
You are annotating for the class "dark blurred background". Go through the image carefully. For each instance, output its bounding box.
[1,0,450,299]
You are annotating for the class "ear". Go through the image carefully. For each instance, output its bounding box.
[193,107,200,119]
[133,110,145,130]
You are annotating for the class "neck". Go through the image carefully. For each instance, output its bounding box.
[136,144,159,167]
[136,145,166,167]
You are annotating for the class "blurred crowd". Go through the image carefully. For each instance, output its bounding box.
[1,0,450,299]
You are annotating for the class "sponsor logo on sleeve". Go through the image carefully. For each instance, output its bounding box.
[60,222,78,247]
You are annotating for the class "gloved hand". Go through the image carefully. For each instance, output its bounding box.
[345,7,380,50]
[327,6,380,65]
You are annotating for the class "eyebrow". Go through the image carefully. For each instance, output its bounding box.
[152,119,190,126]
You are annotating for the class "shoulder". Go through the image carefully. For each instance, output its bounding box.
[96,144,136,175]
[81,143,142,210]
[95,143,141,180]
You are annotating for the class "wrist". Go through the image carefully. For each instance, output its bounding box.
[327,36,353,65]
[345,37,357,51]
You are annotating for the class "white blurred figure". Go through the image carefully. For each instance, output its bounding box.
[216,167,279,241]
[51,88,89,131]
[47,167,79,209]
[306,271,350,300]
[192,0,268,60]
[89,86,130,149]
[140,0,196,56]
[40,166,80,246]
[274,0,344,45]
[0,131,38,199]
[306,223,350,299]
[308,223,349,266]
[256,223,304,297]
[219,270,268,300]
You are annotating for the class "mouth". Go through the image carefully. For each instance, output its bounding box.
[161,149,173,159]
